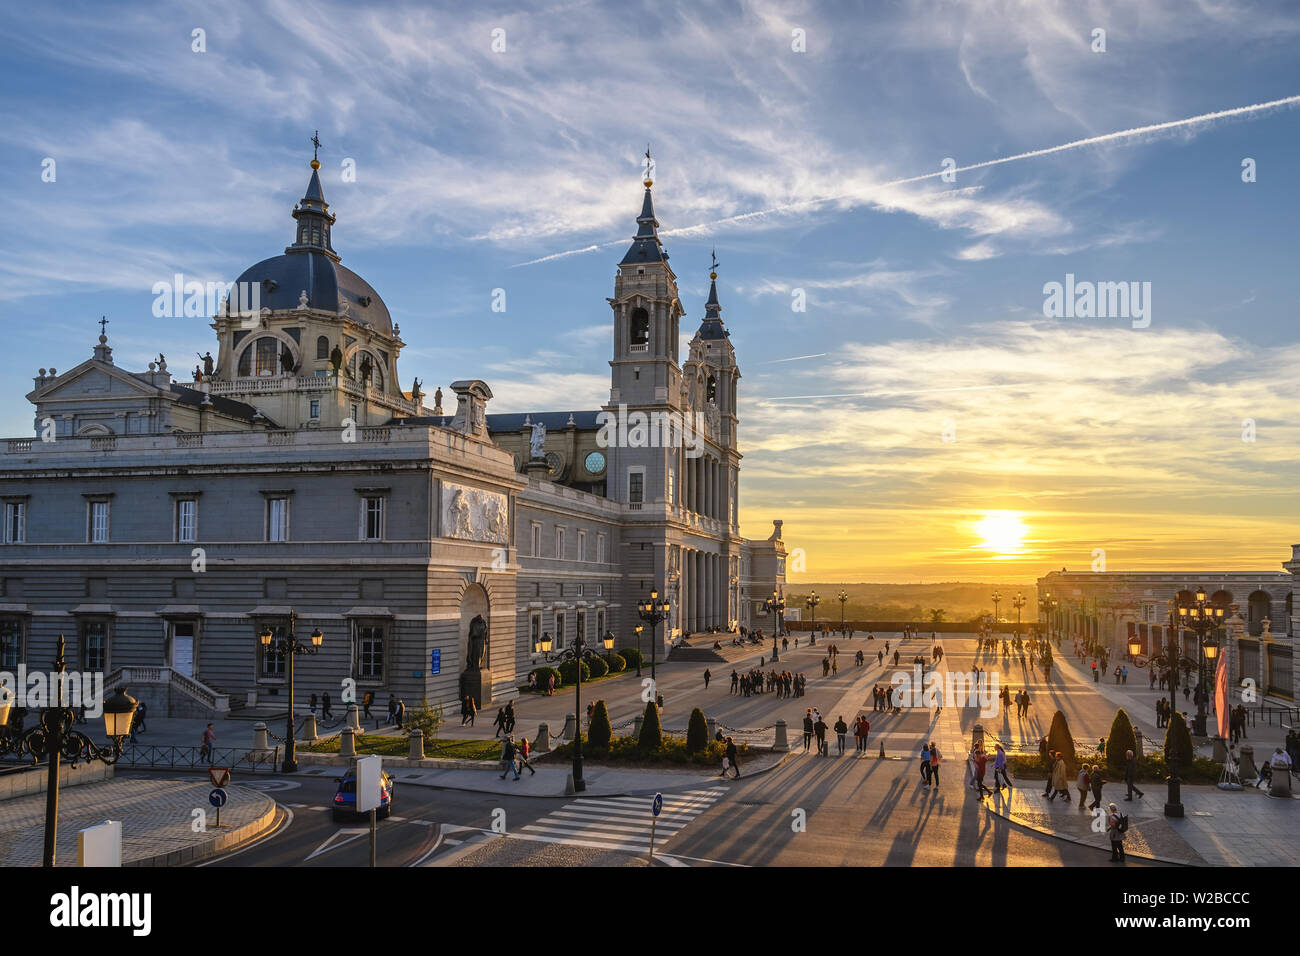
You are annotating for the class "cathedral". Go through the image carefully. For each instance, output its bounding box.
[0,153,787,718]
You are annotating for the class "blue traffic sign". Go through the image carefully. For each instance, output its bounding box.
[652,792,663,817]
[431,649,441,675]
[209,788,228,808]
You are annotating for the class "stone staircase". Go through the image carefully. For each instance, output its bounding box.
[103,666,230,719]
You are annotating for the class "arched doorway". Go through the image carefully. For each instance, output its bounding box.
[1247,590,1271,637]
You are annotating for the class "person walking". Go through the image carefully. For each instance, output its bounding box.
[504,701,516,733]
[321,692,333,720]
[929,743,942,789]
[516,735,536,775]
[1107,803,1128,862]
[493,707,507,738]
[721,736,741,779]
[813,715,828,756]
[703,668,711,690]
[802,710,814,752]
[461,695,476,727]
[833,716,848,755]
[134,700,147,736]
[1089,764,1107,809]
[920,742,932,786]
[309,692,318,715]
[1048,752,1070,801]
[973,748,993,798]
[1075,764,1090,808]
[1124,749,1144,800]
[499,735,521,780]
[992,744,1012,790]
[362,690,374,720]
[394,698,405,729]
[201,723,216,764]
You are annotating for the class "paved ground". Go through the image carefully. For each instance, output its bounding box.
[0,777,274,866]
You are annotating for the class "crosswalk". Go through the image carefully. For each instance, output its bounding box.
[509,787,727,854]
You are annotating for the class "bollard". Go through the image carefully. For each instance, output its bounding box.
[340,726,356,758]
[1269,760,1293,797]
[300,712,318,741]
[535,722,551,754]
[562,714,576,742]
[346,704,362,733]
[409,729,425,759]
[1134,729,1144,759]
[707,717,718,740]
[634,716,644,739]
[565,773,576,795]
[252,722,269,751]
[879,741,885,759]
[1239,744,1258,781]
[1212,736,1228,763]
[773,718,789,752]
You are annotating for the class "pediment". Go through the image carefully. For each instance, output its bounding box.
[26,359,158,403]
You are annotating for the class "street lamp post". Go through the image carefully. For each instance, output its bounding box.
[991,591,1002,632]
[762,590,786,662]
[633,625,643,677]
[258,610,323,773]
[837,590,848,634]
[1127,597,1221,818]
[1012,592,1026,638]
[805,590,820,641]
[0,635,137,866]
[636,589,672,687]
[1173,586,1226,738]
[537,628,613,793]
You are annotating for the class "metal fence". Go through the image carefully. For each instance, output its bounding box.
[118,744,281,772]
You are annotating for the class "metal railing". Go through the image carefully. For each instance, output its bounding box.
[118,744,280,772]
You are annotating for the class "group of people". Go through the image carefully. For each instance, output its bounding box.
[962,742,1011,798]
[526,670,558,695]
[491,701,518,737]
[497,734,536,780]
[725,667,807,698]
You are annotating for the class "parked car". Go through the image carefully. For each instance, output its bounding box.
[332,767,394,821]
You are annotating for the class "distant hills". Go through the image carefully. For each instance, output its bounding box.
[785,582,1039,623]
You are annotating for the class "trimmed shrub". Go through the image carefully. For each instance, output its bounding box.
[1047,709,1076,773]
[603,652,627,674]
[638,700,663,751]
[686,707,709,754]
[618,647,644,670]
[585,655,609,680]
[530,666,562,692]
[557,659,590,685]
[588,699,612,750]
[1164,710,1194,773]
[1105,708,1138,773]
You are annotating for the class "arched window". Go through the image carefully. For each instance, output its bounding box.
[630,307,649,346]
[706,374,717,402]
[237,347,251,376]
[316,335,329,359]
[1247,590,1272,637]
[255,337,278,376]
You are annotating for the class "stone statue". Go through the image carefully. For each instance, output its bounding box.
[200,351,214,377]
[157,353,167,372]
[279,346,295,374]
[466,614,489,670]
[410,376,422,406]
[193,365,202,382]
[530,420,546,459]
[330,345,343,376]
[433,386,442,411]
[360,354,373,386]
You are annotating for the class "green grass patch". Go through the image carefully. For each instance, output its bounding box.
[304,734,502,761]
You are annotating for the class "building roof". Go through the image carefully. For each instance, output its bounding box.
[168,384,263,421]
[619,185,669,266]
[388,410,603,431]
[696,272,729,340]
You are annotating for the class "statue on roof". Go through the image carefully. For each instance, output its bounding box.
[330,345,343,377]
[529,420,546,460]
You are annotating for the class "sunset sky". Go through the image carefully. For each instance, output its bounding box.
[1,1,1297,582]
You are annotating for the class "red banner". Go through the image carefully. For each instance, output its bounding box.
[1213,647,1229,739]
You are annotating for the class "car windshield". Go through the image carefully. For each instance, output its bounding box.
[338,780,356,794]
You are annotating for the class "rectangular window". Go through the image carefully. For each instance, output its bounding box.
[668,468,676,505]
[596,584,603,597]
[89,501,110,543]
[81,620,108,671]
[596,608,605,640]
[555,612,566,650]
[351,403,359,422]
[310,399,321,418]
[529,612,541,652]
[356,623,385,681]
[531,522,542,557]
[577,530,586,562]
[576,584,584,597]
[555,527,565,559]
[267,498,289,542]
[628,472,644,504]
[3,502,24,543]
[576,609,586,645]
[597,534,607,564]
[362,497,384,541]
[0,618,21,669]
[176,499,197,543]
[259,621,287,678]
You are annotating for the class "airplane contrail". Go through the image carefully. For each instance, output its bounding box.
[761,352,827,365]
[512,94,1300,268]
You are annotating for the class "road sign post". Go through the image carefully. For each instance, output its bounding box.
[649,792,662,861]
[356,755,383,868]
[208,787,228,828]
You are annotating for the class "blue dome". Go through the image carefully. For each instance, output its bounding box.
[233,253,393,334]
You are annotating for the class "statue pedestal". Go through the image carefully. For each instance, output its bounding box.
[524,458,549,476]
[460,669,493,710]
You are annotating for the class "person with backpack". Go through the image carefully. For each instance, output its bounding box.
[516,735,536,776]
[920,742,932,785]
[1107,803,1128,861]
[833,716,848,755]
[813,715,828,755]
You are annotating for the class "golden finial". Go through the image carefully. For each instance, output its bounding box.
[310,130,323,170]
[643,143,654,187]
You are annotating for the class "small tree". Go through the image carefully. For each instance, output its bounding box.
[603,652,626,674]
[638,699,663,751]
[618,647,644,670]
[1047,709,1076,773]
[1105,708,1138,773]
[928,608,946,624]
[1164,709,1194,774]
[588,698,612,750]
[404,698,443,741]
[686,707,709,754]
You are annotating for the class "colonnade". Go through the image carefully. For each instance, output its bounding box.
[678,548,729,634]
[683,455,726,520]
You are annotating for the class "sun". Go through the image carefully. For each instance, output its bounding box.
[975,511,1027,555]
